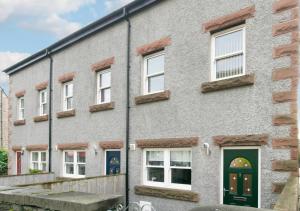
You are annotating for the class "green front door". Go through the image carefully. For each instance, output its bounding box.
[223,149,258,207]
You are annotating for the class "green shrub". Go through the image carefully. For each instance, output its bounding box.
[29,169,43,174]
[0,149,8,175]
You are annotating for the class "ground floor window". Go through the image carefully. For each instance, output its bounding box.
[63,150,86,178]
[143,148,191,190]
[31,151,47,172]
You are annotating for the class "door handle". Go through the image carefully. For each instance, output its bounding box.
[223,188,229,196]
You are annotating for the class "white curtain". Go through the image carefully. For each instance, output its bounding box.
[147,151,164,162]
[170,151,191,162]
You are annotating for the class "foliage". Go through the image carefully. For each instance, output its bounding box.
[0,149,8,175]
[29,169,43,174]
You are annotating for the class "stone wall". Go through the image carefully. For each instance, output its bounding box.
[18,174,125,196]
[0,173,55,186]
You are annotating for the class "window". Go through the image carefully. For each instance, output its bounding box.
[63,82,73,111]
[143,52,165,94]
[143,148,191,190]
[31,151,47,171]
[18,97,24,120]
[63,150,86,178]
[211,25,245,80]
[97,70,111,104]
[39,90,47,115]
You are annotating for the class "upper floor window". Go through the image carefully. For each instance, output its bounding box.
[18,97,24,120]
[31,151,47,172]
[63,82,73,111]
[63,150,86,178]
[211,25,245,80]
[97,70,111,104]
[143,148,191,190]
[143,52,165,94]
[39,90,47,116]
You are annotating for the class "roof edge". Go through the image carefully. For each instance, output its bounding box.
[3,0,161,75]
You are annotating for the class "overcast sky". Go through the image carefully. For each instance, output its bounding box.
[0,0,134,93]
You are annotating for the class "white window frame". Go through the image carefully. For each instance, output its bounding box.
[142,148,192,190]
[18,97,25,120]
[143,51,165,95]
[62,82,73,111]
[211,25,246,81]
[96,70,111,104]
[39,90,47,116]
[63,150,86,178]
[30,151,47,171]
[104,149,121,175]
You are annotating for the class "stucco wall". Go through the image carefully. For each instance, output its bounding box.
[7,0,294,210]
[0,90,8,149]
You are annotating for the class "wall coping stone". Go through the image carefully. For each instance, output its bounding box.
[56,109,75,118]
[213,134,269,147]
[12,146,22,151]
[26,144,48,151]
[202,6,255,32]
[57,142,88,150]
[201,74,255,93]
[273,0,298,13]
[136,37,171,56]
[99,141,123,149]
[13,120,25,126]
[136,137,199,148]
[135,90,170,105]
[15,90,25,98]
[272,160,298,171]
[35,81,48,91]
[58,72,75,83]
[33,115,48,122]
[135,185,199,202]
[89,102,115,113]
[91,57,114,72]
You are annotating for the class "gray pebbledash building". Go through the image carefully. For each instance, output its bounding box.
[2,0,299,210]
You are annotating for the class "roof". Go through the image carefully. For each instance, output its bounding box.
[3,0,161,75]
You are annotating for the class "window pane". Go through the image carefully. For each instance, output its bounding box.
[78,164,86,175]
[171,169,191,185]
[20,98,24,108]
[146,151,164,166]
[230,157,252,168]
[32,162,39,170]
[42,163,47,171]
[42,104,47,115]
[243,174,252,195]
[65,151,74,162]
[147,167,164,182]
[32,152,39,161]
[148,74,164,93]
[216,54,243,79]
[41,152,46,162]
[147,54,164,75]
[77,152,86,163]
[215,29,243,57]
[67,97,73,109]
[170,151,191,167]
[100,72,111,88]
[101,88,111,103]
[230,173,238,194]
[65,164,74,174]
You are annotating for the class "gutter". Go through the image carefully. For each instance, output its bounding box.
[46,50,53,173]
[124,7,131,208]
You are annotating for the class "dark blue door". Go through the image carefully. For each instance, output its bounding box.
[106,151,120,175]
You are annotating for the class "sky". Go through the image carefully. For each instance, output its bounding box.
[0,0,134,93]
